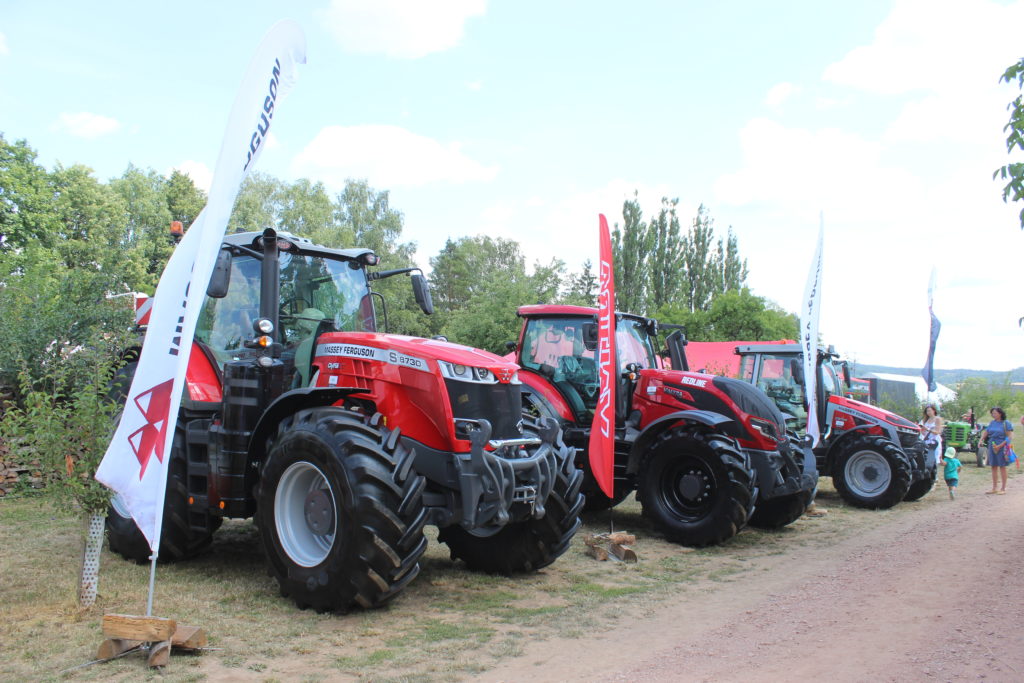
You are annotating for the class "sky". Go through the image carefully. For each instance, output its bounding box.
[1,0,1023,372]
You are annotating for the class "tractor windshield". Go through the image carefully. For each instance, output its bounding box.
[749,352,807,430]
[196,252,374,367]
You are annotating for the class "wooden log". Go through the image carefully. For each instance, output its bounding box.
[608,543,638,563]
[607,532,636,545]
[171,624,207,651]
[102,614,176,642]
[584,544,609,561]
[147,640,171,668]
[96,638,142,660]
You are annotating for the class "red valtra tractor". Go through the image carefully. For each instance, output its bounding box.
[509,305,817,547]
[106,229,583,612]
[689,341,933,509]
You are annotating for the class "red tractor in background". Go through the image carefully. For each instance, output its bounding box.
[509,305,817,547]
[688,341,933,509]
[106,228,583,612]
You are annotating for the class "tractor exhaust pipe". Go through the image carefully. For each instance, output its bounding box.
[259,228,280,342]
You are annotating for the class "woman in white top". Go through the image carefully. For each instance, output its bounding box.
[919,404,944,467]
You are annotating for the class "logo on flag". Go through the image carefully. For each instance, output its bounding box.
[127,379,174,479]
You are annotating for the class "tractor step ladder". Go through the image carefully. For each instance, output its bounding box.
[185,420,214,532]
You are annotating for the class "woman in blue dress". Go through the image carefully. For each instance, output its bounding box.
[979,407,1013,494]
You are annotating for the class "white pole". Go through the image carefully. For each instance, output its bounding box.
[145,553,159,617]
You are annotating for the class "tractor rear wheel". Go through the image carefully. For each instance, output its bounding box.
[104,361,220,562]
[257,407,427,612]
[748,490,811,530]
[636,427,754,547]
[831,434,911,509]
[977,445,987,468]
[438,415,584,574]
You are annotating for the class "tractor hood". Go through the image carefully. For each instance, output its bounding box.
[830,395,919,431]
[314,332,521,382]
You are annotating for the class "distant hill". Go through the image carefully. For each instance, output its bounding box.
[851,364,1024,385]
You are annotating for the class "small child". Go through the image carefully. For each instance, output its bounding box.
[942,446,962,500]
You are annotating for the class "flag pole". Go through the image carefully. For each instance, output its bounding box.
[145,553,159,617]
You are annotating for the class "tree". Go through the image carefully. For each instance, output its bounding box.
[562,259,597,306]
[612,193,650,314]
[646,198,684,312]
[996,57,1024,230]
[656,289,797,343]
[0,135,59,252]
[680,204,720,313]
[165,169,207,229]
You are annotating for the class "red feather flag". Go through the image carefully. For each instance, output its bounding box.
[588,214,617,497]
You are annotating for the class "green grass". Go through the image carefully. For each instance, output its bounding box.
[3,458,1018,682]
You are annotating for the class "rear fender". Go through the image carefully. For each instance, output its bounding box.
[626,410,734,475]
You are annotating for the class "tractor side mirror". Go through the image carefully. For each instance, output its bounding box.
[207,248,233,298]
[790,359,804,385]
[505,341,517,353]
[411,273,434,315]
[582,323,599,351]
[841,363,851,390]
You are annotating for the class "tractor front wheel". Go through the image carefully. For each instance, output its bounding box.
[438,415,584,574]
[903,466,938,502]
[748,490,812,530]
[257,407,428,612]
[636,427,754,547]
[831,435,911,509]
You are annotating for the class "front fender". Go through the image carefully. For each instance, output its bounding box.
[248,387,373,469]
[626,410,734,475]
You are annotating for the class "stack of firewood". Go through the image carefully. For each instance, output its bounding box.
[0,439,43,496]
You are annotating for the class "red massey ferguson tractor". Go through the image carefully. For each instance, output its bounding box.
[509,305,818,547]
[726,342,934,508]
[106,228,583,612]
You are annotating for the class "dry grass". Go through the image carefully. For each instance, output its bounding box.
[0,449,1012,682]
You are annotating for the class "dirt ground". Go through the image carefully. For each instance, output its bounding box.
[479,474,1024,683]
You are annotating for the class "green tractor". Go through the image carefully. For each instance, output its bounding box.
[943,409,983,467]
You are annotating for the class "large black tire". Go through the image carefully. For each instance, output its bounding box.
[831,434,912,509]
[105,361,220,562]
[748,490,811,530]
[256,407,428,612]
[438,415,584,574]
[903,466,937,502]
[636,427,754,547]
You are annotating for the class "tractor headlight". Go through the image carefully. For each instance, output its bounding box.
[254,318,274,334]
[439,361,498,384]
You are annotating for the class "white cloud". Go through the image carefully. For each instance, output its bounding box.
[318,0,485,59]
[169,160,213,193]
[51,111,121,139]
[477,180,681,271]
[465,80,483,92]
[0,31,9,56]
[765,82,799,110]
[823,0,1024,97]
[291,124,498,189]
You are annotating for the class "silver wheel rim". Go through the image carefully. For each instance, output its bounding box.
[111,491,131,519]
[844,450,891,498]
[275,461,337,567]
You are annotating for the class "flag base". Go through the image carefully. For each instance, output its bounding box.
[97,614,207,668]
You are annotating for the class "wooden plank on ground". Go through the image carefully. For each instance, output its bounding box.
[171,624,207,650]
[96,638,142,661]
[147,640,171,668]
[102,614,176,642]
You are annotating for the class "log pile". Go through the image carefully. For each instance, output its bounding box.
[0,438,44,497]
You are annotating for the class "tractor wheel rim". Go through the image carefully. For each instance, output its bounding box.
[275,461,337,567]
[111,491,131,519]
[844,450,891,497]
[660,458,716,520]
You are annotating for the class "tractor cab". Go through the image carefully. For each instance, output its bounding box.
[194,230,431,390]
[515,305,656,424]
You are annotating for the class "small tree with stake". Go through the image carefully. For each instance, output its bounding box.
[0,336,128,608]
